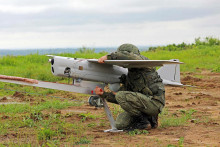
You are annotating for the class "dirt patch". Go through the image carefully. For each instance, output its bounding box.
[0,97,7,101]
[182,75,202,82]
[13,91,25,98]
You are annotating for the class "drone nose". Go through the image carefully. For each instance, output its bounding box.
[48,58,54,65]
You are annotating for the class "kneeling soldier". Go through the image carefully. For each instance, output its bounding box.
[95,44,165,130]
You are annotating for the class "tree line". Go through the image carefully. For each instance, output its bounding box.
[148,37,220,51]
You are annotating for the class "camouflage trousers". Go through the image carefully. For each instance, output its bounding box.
[115,91,164,130]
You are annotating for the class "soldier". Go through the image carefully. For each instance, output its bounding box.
[94,44,165,130]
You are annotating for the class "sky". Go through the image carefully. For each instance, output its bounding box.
[0,0,220,49]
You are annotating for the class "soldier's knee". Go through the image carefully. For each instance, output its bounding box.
[115,91,126,104]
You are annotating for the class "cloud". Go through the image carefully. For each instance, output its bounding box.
[0,5,50,14]
[0,0,219,48]
[1,14,219,49]
[1,4,220,31]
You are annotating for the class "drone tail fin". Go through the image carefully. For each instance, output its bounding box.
[157,59,182,86]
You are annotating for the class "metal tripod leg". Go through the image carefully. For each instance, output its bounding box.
[101,97,123,132]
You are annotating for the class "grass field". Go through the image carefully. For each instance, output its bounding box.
[143,45,220,72]
[0,40,219,146]
[0,44,219,83]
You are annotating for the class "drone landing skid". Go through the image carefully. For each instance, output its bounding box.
[101,98,124,133]
[104,129,123,133]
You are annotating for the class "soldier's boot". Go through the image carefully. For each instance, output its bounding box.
[149,115,158,129]
[131,114,151,130]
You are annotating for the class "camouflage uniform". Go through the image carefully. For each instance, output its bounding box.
[100,44,165,130]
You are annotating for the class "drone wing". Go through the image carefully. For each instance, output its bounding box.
[87,59,183,68]
[0,75,105,95]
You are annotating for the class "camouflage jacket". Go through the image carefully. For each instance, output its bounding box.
[100,51,165,106]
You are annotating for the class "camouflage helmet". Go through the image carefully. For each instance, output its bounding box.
[117,44,140,55]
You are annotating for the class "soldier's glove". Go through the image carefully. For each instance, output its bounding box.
[142,87,153,96]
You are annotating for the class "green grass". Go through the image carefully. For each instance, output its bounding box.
[159,109,197,128]
[79,112,97,122]
[128,129,149,136]
[38,128,56,141]
[0,54,60,82]
[75,137,91,145]
[0,102,91,145]
[142,45,220,72]
[0,99,81,114]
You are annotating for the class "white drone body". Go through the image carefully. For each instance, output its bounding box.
[48,55,183,93]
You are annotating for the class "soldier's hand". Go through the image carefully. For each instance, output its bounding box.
[94,86,104,95]
[98,55,107,63]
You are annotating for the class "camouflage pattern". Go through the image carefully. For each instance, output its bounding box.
[116,91,163,116]
[115,111,134,130]
[117,44,140,55]
[101,44,165,130]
